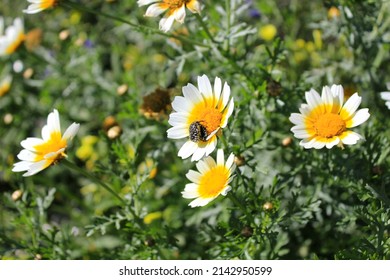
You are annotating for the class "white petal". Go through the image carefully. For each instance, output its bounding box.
[213,77,222,104]
[178,140,198,159]
[191,146,207,161]
[380,91,390,101]
[46,109,61,135]
[174,5,186,23]
[171,96,192,113]
[186,0,201,13]
[292,130,312,139]
[299,104,311,116]
[220,98,234,128]
[21,137,45,151]
[305,89,322,109]
[183,182,198,193]
[220,185,232,196]
[182,83,203,105]
[17,149,37,161]
[12,161,33,172]
[216,149,224,165]
[44,148,65,159]
[289,113,305,125]
[203,155,216,169]
[300,138,317,149]
[321,86,333,108]
[340,93,361,119]
[145,3,167,17]
[348,108,370,128]
[186,170,202,183]
[62,123,80,141]
[220,82,231,110]
[137,0,156,7]
[330,84,344,99]
[197,75,213,99]
[205,128,219,140]
[22,160,50,177]
[204,137,217,157]
[168,112,189,126]
[341,131,363,145]
[196,159,210,173]
[225,153,235,170]
[41,124,51,141]
[229,164,236,175]
[325,137,340,149]
[188,197,214,207]
[23,3,43,14]
[167,125,188,139]
[312,140,325,149]
[159,15,175,32]
[182,184,199,199]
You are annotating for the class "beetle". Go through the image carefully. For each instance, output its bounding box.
[189,121,208,142]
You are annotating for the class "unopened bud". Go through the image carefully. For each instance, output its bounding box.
[282,137,292,147]
[263,202,273,210]
[11,190,23,201]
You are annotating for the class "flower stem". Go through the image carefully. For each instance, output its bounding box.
[227,192,255,226]
[61,0,208,48]
[62,158,126,205]
[194,13,219,44]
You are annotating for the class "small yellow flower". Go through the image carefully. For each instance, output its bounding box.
[143,211,163,224]
[23,0,58,14]
[259,24,277,41]
[182,149,236,207]
[289,85,370,149]
[138,0,201,32]
[328,6,341,19]
[13,109,80,176]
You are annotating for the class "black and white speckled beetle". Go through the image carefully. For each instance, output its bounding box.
[189,121,208,142]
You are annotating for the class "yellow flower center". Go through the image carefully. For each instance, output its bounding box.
[189,103,223,136]
[163,0,189,9]
[33,131,67,162]
[313,113,346,138]
[5,32,25,55]
[40,0,57,9]
[198,166,229,199]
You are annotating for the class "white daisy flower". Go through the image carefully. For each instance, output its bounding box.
[182,149,236,207]
[0,74,12,97]
[12,109,80,177]
[137,0,201,32]
[167,74,234,161]
[380,82,390,110]
[0,17,24,56]
[289,84,370,149]
[23,0,58,14]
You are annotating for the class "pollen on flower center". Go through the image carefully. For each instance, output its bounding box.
[164,0,189,8]
[33,131,67,161]
[190,106,222,135]
[40,0,57,9]
[198,166,228,198]
[313,113,346,138]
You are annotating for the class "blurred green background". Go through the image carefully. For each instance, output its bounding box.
[0,0,389,259]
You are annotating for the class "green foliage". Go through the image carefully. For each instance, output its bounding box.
[0,0,389,260]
